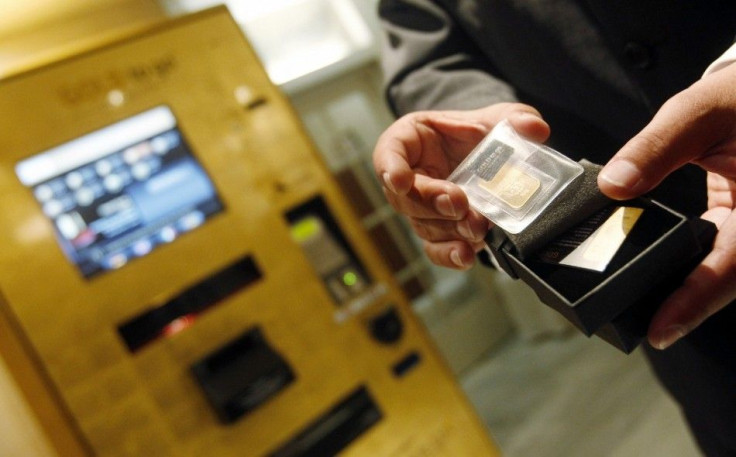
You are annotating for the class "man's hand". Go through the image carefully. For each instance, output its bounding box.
[373,103,549,269]
[598,63,736,350]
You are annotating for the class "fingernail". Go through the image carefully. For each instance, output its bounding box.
[382,172,397,194]
[435,194,456,217]
[654,325,687,350]
[513,111,538,121]
[599,160,642,189]
[457,220,473,239]
[450,250,465,268]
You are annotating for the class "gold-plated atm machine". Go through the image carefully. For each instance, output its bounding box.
[0,7,499,457]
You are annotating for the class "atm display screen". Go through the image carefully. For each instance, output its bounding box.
[15,106,224,278]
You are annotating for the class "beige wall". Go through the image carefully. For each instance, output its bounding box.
[0,357,57,457]
[0,0,165,76]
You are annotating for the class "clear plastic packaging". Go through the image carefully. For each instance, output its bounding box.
[448,119,583,234]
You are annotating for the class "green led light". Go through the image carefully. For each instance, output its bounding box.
[343,271,358,287]
[290,217,320,243]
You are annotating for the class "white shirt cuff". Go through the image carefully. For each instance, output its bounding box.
[703,43,736,77]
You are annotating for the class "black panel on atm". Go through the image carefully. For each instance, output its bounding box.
[269,386,382,457]
[191,327,295,424]
[117,255,262,352]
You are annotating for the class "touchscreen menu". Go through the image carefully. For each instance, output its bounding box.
[15,106,224,278]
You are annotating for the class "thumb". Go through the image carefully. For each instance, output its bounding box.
[598,90,727,200]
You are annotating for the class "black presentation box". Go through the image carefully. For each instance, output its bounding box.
[485,162,716,353]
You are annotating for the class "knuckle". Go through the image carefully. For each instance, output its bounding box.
[631,129,668,155]
[410,219,432,241]
[422,241,448,268]
[627,132,671,171]
[402,110,432,128]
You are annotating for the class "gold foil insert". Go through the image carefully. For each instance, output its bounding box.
[560,206,644,272]
[479,164,540,209]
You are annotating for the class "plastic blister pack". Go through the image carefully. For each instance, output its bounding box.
[448,120,583,233]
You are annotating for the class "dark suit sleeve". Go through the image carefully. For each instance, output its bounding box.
[378,0,517,116]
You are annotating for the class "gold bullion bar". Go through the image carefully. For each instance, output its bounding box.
[479,163,540,209]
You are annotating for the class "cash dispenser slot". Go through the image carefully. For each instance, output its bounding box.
[191,327,295,424]
[269,386,382,457]
[286,197,371,306]
[117,255,262,352]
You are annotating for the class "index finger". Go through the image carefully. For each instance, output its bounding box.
[373,125,418,196]
[598,75,736,200]
[373,111,490,195]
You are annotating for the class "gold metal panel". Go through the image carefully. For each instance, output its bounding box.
[0,7,499,456]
